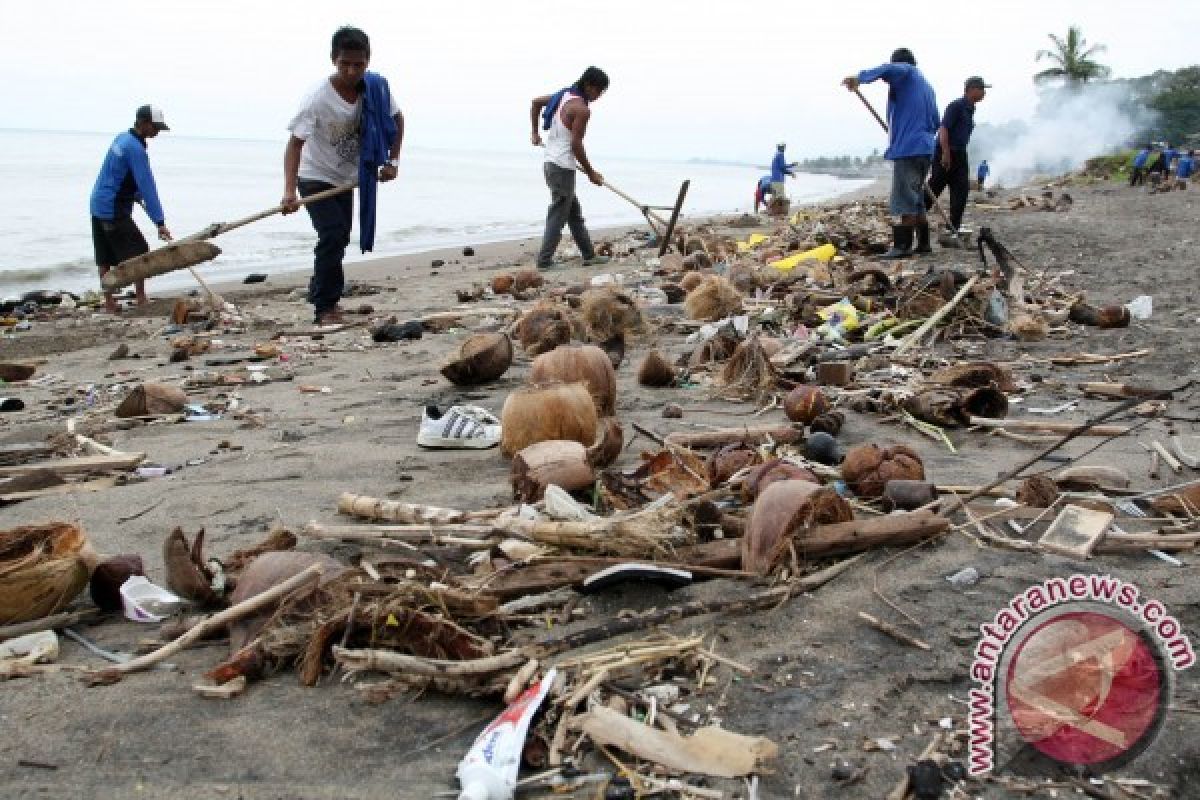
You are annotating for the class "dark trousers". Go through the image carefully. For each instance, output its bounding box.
[1129,167,1146,187]
[926,148,970,231]
[299,179,353,315]
[536,163,594,267]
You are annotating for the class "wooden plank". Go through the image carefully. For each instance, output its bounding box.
[0,453,144,478]
[0,443,56,465]
[0,476,119,503]
[1038,505,1113,559]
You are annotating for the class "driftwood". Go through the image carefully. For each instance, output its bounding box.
[336,493,469,525]
[663,425,804,450]
[795,512,949,560]
[1078,382,1164,400]
[0,609,102,642]
[0,453,145,478]
[87,564,323,683]
[968,417,1130,437]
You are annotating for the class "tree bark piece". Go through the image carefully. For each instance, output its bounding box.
[663,425,803,450]
[86,564,322,683]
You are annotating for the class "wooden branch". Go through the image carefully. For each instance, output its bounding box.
[893,275,979,356]
[87,565,322,682]
[968,417,1130,436]
[663,425,804,450]
[336,492,469,524]
[857,611,931,651]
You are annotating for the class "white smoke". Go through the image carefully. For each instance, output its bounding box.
[972,83,1155,187]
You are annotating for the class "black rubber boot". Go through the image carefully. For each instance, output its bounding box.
[913,221,932,254]
[880,225,914,260]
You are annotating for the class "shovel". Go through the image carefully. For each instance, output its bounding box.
[101,181,358,291]
[851,88,964,247]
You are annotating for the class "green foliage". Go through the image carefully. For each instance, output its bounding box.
[1035,26,1111,86]
[1147,67,1200,144]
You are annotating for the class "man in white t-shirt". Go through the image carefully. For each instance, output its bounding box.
[282,26,404,324]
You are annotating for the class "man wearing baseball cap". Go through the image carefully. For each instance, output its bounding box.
[926,77,989,240]
[89,105,173,312]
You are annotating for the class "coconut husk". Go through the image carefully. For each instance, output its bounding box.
[587,417,624,468]
[809,411,844,436]
[741,481,853,575]
[717,336,778,402]
[500,382,599,457]
[1016,475,1059,508]
[1010,312,1048,341]
[115,383,187,418]
[529,344,617,416]
[491,273,516,294]
[514,269,545,292]
[515,304,573,355]
[684,276,743,322]
[0,521,95,625]
[689,333,739,367]
[637,350,677,388]
[440,332,514,386]
[841,444,925,499]
[928,362,1016,392]
[741,459,820,502]
[728,264,762,294]
[902,387,1008,428]
[511,440,595,503]
[783,386,830,424]
[580,288,644,343]
[679,272,705,292]
[706,443,761,487]
[89,554,145,612]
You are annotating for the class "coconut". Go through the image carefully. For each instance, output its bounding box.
[783,386,830,424]
[529,344,617,416]
[515,304,572,355]
[491,273,516,294]
[903,387,1008,428]
[741,459,819,502]
[805,432,842,465]
[679,272,705,292]
[637,350,677,388]
[929,362,1016,392]
[741,480,853,575]
[0,521,95,625]
[115,383,187,418]
[587,417,624,468]
[706,443,761,487]
[684,276,743,321]
[514,268,545,292]
[511,440,595,503]
[500,382,599,457]
[440,332,514,386]
[841,443,925,499]
[580,288,644,343]
[1016,475,1059,508]
[809,410,845,436]
[89,554,145,612]
[718,337,779,401]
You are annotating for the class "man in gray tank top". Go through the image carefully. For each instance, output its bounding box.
[530,67,612,270]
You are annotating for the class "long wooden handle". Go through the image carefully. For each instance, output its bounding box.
[854,88,889,133]
[603,181,670,227]
[179,181,359,244]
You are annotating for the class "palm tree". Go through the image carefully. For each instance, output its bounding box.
[1035,26,1111,86]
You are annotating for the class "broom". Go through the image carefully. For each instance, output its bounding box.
[101,181,358,292]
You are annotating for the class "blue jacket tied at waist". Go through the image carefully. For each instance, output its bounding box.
[358,71,397,253]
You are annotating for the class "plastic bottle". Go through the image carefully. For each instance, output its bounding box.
[457,668,557,800]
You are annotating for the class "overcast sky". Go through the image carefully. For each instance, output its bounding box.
[2,1,1197,163]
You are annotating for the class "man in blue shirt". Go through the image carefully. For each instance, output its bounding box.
[977,159,990,190]
[1130,145,1150,187]
[754,174,775,213]
[1175,149,1195,189]
[89,105,173,313]
[843,48,939,259]
[926,76,989,236]
[770,143,796,199]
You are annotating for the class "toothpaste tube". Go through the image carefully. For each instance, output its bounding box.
[457,668,557,800]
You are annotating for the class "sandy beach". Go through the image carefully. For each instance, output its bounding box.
[2,176,1199,799]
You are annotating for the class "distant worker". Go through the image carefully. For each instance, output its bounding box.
[770,143,797,199]
[1147,144,1168,185]
[1163,142,1179,173]
[926,76,989,238]
[89,105,173,314]
[754,175,776,214]
[530,67,612,271]
[1175,149,1195,190]
[843,48,939,259]
[1129,145,1150,187]
[976,159,990,191]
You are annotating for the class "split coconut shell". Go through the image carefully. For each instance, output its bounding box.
[500,382,598,457]
[637,350,677,388]
[928,361,1016,392]
[741,459,819,502]
[783,386,830,424]
[742,480,853,575]
[902,387,1008,429]
[440,332,514,386]
[706,443,761,487]
[841,443,925,499]
[511,440,596,503]
[0,521,96,625]
[115,383,187,418]
[515,304,573,355]
[684,276,743,322]
[529,344,617,416]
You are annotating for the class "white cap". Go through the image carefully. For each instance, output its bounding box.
[135,104,170,131]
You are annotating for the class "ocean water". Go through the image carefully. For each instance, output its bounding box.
[0,129,870,296]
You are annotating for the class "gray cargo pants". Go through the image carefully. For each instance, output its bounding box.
[536,162,595,268]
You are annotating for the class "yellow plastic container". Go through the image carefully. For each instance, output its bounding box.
[768,243,837,271]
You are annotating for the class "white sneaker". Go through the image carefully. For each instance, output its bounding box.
[417,404,501,449]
